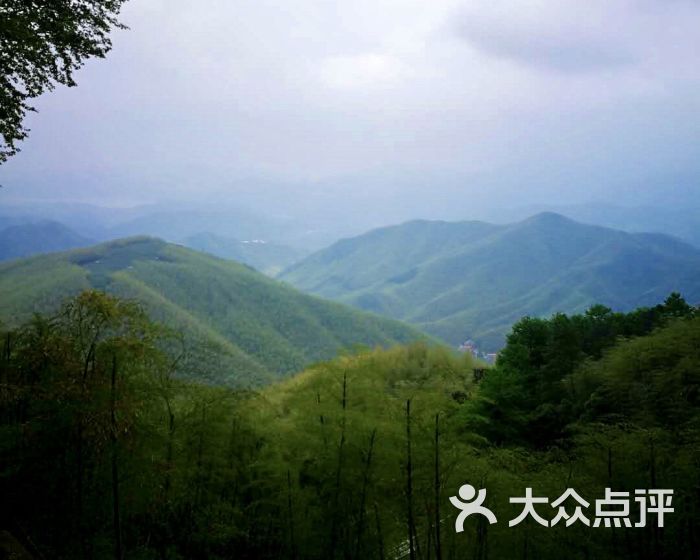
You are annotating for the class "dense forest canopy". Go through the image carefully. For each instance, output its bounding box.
[1,290,698,559]
[469,292,697,446]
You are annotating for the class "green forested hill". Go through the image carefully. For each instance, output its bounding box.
[0,237,425,386]
[280,212,700,350]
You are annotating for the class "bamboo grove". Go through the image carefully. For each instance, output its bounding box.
[1,291,699,559]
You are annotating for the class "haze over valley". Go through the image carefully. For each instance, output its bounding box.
[3,204,699,355]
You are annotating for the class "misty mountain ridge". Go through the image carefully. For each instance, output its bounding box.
[180,232,306,276]
[4,192,700,258]
[0,220,93,261]
[0,199,369,251]
[493,201,700,248]
[279,212,700,351]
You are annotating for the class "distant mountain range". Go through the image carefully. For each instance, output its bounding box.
[0,220,93,261]
[495,202,700,248]
[0,213,306,274]
[0,200,359,251]
[279,212,700,350]
[0,237,425,386]
[180,232,306,276]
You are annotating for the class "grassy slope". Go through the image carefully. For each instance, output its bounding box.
[0,237,426,386]
[280,213,700,349]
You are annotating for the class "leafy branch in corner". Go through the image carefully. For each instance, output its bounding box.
[0,0,127,163]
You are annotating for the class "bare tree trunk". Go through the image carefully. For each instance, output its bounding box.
[424,498,433,560]
[287,469,296,560]
[434,413,443,560]
[163,398,175,498]
[110,355,123,560]
[194,403,207,508]
[649,437,659,559]
[474,475,488,560]
[354,428,377,560]
[317,390,328,450]
[607,445,618,555]
[406,399,417,560]
[0,332,7,434]
[77,345,95,560]
[374,502,385,560]
[76,418,87,560]
[329,371,348,557]
[1,332,9,388]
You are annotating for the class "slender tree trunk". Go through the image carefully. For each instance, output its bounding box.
[689,490,699,560]
[317,390,328,450]
[434,413,443,560]
[3,331,10,361]
[0,332,9,424]
[194,403,207,508]
[424,501,433,560]
[163,396,175,498]
[287,469,296,560]
[166,412,175,489]
[354,428,377,560]
[110,355,123,560]
[1,331,9,383]
[406,399,417,560]
[82,343,95,383]
[607,445,618,554]
[77,348,96,560]
[649,438,659,559]
[329,371,348,557]
[474,475,488,560]
[374,502,385,560]
[76,418,87,560]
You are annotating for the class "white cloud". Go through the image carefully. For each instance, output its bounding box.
[319,53,410,90]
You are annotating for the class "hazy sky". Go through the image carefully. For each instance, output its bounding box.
[1,0,699,216]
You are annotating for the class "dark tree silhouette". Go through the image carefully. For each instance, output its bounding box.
[0,0,127,163]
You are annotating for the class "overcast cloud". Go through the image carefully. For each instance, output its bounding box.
[1,0,699,217]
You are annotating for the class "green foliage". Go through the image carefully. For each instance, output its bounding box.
[469,293,697,446]
[570,315,700,429]
[0,0,127,162]
[1,292,699,559]
[0,291,169,556]
[280,213,700,350]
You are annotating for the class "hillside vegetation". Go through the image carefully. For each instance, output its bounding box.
[280,213,700,350]
[0,237,425,386]
[0,292,698,559]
